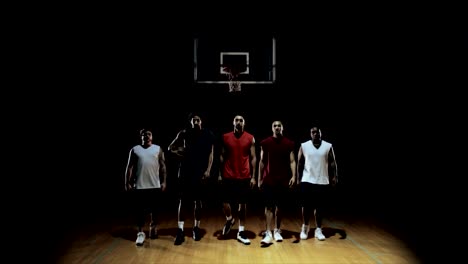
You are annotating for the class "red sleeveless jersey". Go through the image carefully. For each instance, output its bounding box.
[222,131,254,180]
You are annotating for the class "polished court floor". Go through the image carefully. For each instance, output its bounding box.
[51,193,428,264]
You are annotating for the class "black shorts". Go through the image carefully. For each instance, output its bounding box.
[177,177,206,202]
[132,188,163,212]
[221,178,251,204]
[261,184,289,209]
[300,182,330,209]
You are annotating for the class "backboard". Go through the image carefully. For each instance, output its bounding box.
[193,34,276,86]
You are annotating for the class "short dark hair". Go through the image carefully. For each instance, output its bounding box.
[188,112,202,121]
[139,128,152,136]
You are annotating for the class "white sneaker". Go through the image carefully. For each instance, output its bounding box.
[299,225,309,240]
[273,229,283,242]
[136,232,145,246]
[237,231,251,245]
[261,231,273,245]
[315,227,325,241]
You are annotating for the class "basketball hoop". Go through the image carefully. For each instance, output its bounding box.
[224,66,242,93]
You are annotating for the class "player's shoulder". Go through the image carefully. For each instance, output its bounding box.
[284,136,295,144]
[260,136,272,144]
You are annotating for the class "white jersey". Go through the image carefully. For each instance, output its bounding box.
[133,144,162,189]
[300,140,332,185]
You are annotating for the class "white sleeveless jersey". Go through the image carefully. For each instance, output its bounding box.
[133,144,161,189]
[300,140,332,185]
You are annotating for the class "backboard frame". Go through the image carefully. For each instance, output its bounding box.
[193,36,277,85]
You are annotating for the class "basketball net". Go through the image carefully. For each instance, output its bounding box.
[225,67,242,93]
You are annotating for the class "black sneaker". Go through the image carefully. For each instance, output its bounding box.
[222,218,235,236]
[193,226,201,241]
[174,228,185,245]
[237,231,251,245]
[150,226,158,239]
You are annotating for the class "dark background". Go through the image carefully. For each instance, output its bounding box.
[19,6,464,262]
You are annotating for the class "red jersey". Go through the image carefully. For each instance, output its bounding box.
[260,136,294,186]
[222,131,254,180]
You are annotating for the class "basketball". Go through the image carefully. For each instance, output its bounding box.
[173,146,185,159]
[176,146,185,153]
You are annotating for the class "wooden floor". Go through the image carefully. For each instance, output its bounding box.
[53,202,423,264]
